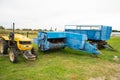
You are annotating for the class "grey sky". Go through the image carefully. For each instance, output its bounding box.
[0,0,120,31]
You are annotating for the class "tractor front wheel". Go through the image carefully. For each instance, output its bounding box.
[9,48,18,63]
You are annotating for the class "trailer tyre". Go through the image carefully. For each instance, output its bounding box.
[9,48,18,63]
[0,39,8,54]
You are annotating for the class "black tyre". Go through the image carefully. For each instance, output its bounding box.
[0,39,8,54]
[31,48,38,58]
[9,48,18,63]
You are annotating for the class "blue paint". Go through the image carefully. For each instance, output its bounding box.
[65,25,112,41]
[34,31,101,55]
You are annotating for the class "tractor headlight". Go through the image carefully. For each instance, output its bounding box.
[23,45,27,48]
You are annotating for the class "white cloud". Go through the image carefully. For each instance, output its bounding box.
[0,0,120,30]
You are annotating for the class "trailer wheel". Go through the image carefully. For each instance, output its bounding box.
[9,48,18,63]
[31,48,38,58]
[0,39,8,54]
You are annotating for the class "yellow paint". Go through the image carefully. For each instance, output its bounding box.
[14,34,31,41]
[1,34,33,51]
[0,36,9,40]
[14,34,32,50]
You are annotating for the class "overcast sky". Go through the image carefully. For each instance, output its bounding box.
[0,0,120,31]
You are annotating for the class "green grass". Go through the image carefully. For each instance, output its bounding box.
[0,36,120,80]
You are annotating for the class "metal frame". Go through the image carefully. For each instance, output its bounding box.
[65,25,101,30]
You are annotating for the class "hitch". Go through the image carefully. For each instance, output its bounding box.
[23,51,36,60]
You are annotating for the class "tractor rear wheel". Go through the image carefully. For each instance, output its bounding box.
[0,39,8,54]
[31,48,38,58]
[9,48,18,63]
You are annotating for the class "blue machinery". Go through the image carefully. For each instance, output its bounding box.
[34,25,112,55]
[65,25,113,50]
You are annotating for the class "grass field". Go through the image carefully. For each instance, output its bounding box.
[0,36,120,80]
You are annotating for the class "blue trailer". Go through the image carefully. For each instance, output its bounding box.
[65,25,113,50]
[34,32,101,55]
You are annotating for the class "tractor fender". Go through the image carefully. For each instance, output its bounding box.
[0,36,9,40]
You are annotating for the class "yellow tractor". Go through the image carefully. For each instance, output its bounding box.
[0,23,38,63]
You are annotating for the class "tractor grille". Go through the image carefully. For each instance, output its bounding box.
[19,41,32,44]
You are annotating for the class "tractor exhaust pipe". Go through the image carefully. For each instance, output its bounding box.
[13,22,15,32]
[9,23,15,41]
[26,32,29,37]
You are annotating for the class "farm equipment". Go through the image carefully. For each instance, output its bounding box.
[65,25,113,50]
[0,23,37,63]
[34,32,101,55]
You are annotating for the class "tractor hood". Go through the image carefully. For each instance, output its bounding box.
[14,34,32,41]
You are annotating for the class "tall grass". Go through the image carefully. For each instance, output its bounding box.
[0,29,38,39]
[0,29,37,35]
